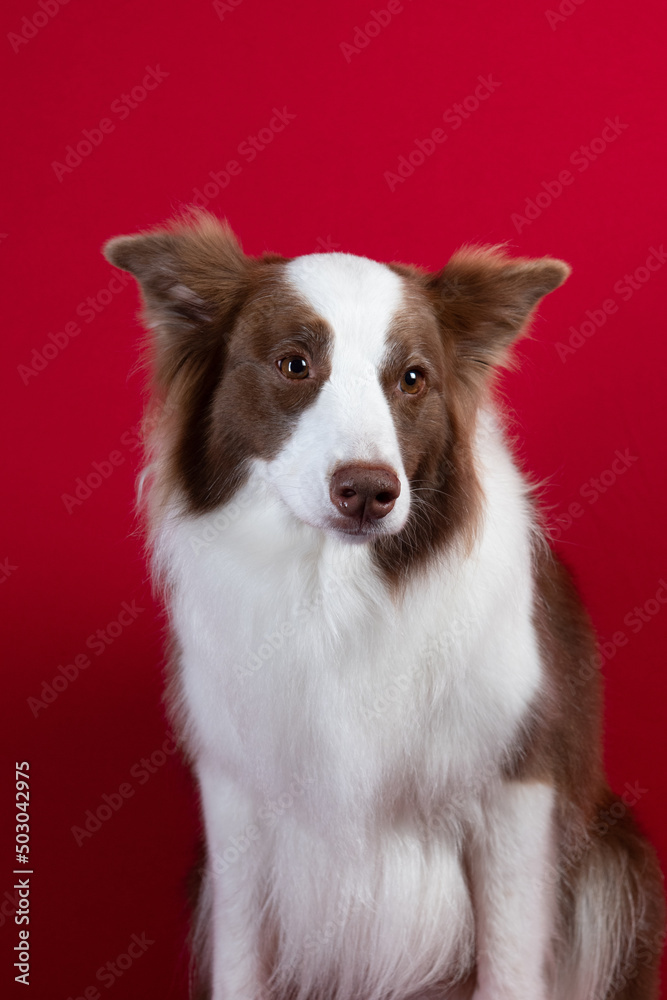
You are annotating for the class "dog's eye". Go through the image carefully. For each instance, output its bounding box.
[278,356,310,380]
[399,369,425,394]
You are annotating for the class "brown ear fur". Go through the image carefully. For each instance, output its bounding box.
[102,211,251,387]
[427,245,571,374]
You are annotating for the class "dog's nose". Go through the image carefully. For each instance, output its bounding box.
[329,466,401,522]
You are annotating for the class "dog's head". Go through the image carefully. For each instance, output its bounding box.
[104,212,569,576]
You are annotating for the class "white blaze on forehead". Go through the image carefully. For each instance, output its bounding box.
[285,252,406,367]
[260,252,412,536]
[284,253,407,468]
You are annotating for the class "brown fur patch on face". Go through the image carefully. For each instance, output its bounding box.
[167,266,333,513]
[372,249,570,585]
[373,276,483,584]
[204,281,332,506]
[104,211,332,515]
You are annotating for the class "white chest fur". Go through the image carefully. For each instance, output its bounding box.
[158,416,540,792]
[153,416,544,999]
[156,415,542,810]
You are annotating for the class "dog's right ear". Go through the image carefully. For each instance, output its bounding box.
[103,211,249,385]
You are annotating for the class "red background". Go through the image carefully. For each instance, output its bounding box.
[2,1,666,997]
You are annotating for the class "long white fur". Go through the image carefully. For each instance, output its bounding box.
[151,253,611,999]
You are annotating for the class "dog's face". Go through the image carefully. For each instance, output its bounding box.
[104,213,568,570]
[244,252,448,541]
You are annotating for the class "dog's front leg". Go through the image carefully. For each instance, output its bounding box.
[197,765,268,1000]
[470,781,557,1000]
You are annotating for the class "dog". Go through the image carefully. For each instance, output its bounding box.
[104,211,664,1000]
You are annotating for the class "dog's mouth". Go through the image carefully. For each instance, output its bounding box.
[325,514,400,541]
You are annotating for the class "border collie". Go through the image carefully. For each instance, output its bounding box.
[104,212,663,1000]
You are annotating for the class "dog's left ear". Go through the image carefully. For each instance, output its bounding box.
[427,246,570,373]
